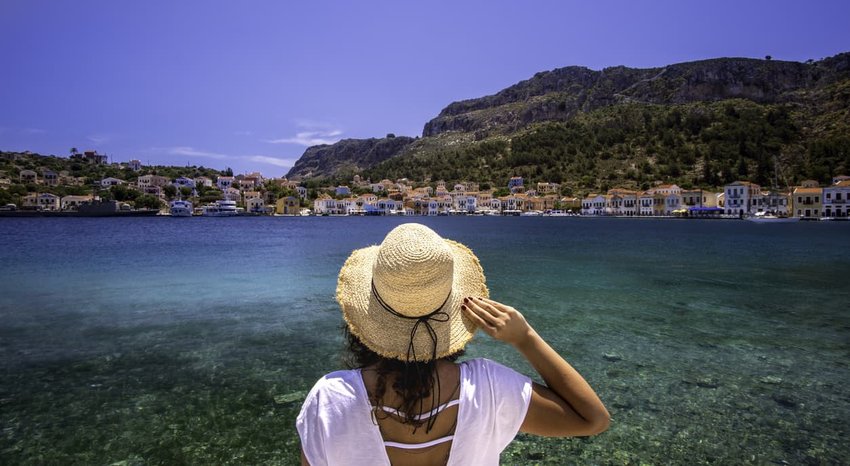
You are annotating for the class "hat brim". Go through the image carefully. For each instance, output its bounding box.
[337,239,488,361]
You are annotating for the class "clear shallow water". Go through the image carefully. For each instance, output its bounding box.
[0,217,848,464]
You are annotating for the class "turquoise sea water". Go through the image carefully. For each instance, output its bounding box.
[0,217,848,464]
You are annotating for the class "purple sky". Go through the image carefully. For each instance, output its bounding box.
[2,0,849,177]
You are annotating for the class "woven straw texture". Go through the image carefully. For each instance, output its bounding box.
[337,223,488,361]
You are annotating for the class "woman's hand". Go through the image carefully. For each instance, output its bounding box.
[462,297,534,347]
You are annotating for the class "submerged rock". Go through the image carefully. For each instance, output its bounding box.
[603,353,623,362]
[696,380,719,388]
[759,376,783,385]
[274,390,307,405]
[772,394,798,409]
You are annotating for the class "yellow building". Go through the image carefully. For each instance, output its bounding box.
[792,186,823,219]
[559,197,581,212]
[275,196,300,215]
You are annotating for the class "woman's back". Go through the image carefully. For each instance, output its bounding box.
[363,360,460,465]
[297,358,533,466]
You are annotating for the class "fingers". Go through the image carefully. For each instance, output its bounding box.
[462,303,494,336]
[480,297,514,314]
[465,297,503,321]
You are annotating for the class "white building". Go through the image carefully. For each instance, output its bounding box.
[500,195,525,213]
[33,193,61,211]
[823,180,850,218]
[663,193,682,215]
[453,195,477,213]
[376,199,403,215]
[216,176,234,190]
[582,194,606,216]
[20,169,37,183]
[638,192,655,216]
[42,170,59,186]
[127,159,142,171]
[313,195,340,214]
[138,175,169,189]
[723,181,761,216]
[173,177,196,189]
[536,182,560,194]
[100,177,125,189]
[607,189,638,216]
[341,197,363,215]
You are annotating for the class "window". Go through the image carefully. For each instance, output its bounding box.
[815,197,820,203]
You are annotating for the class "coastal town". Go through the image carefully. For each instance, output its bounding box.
[1,150,848,220]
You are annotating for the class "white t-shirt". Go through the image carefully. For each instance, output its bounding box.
[296,358,533,466]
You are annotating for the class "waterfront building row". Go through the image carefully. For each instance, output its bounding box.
[579,178,850,219]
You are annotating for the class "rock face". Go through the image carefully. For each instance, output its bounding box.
[285,135,414,179]
[422,54,850,137]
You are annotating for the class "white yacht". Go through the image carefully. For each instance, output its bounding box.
[170,199,193,217]
[543,210,569,217]
[745,211,800,223]
[202,198,239,217]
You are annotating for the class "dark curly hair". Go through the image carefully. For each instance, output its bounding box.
[342,325,464,433]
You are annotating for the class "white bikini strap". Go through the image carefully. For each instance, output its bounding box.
[377,399,460,421]
[384,435,455,450]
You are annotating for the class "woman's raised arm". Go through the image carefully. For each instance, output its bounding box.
[462,297,610,437]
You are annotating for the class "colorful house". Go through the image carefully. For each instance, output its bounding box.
[793,186,823,219]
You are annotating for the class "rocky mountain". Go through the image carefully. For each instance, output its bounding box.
[422,54,850,137]
[288,53,850,190]
[286,135,414,179]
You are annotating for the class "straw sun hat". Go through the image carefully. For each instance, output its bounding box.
[337,223,488,362]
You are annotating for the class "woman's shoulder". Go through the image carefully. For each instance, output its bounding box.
[304,369,364,402]
[461,357,524,375]
[460,358,532,394]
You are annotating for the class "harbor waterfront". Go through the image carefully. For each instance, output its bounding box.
[0,217,848,464]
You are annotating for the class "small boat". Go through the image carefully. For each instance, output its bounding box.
[520,210,542,216]
[745,212,800,223]
[170,199,193,217]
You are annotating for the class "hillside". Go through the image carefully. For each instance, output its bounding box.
[288,53,850,192]
[285,135,415,179]
[0,151,228,207]
[421,54,849,138]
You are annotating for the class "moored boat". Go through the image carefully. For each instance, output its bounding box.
[170,199,193,217]
[745,212,800,223]
[202,198,239,217]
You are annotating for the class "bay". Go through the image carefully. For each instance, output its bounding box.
[0,217,848,464]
